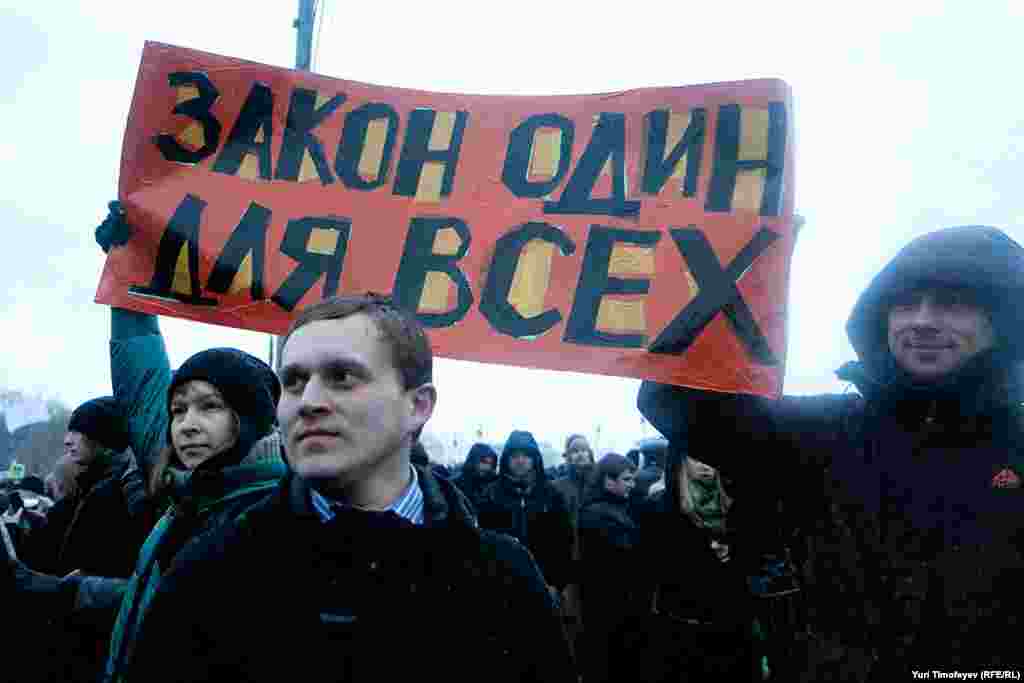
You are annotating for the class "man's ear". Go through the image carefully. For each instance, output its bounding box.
[409,383,437,432]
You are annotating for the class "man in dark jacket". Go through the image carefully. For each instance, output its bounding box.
[16,398,145,582]
[477,430,574,598]
[639,226,1024,680]
[21,397,140,579]
[7,397,150,683]
[451,442,498,510]
[127,294,574,683]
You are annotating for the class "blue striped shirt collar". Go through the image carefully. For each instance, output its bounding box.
[310,466,424,526]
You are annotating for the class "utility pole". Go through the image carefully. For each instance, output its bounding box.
[272,0,318,369]
[294,0,316,71]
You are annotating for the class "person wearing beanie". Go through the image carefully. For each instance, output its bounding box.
[3,202,288,683]
[124,294,574,683]
[451,442,499,510]
[639,226,1024,679]
[7,393,146,683]
[101,331,286,683]
[476,430,574,599]
[16,395,138,579]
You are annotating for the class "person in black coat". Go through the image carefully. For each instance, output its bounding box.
[630,450,759,682]
[20,397,142,580]
[451,442,498,510]
[577,453,639,683]
[639,225,1024,679]
[127,294,574,683]
[7,397,149,683]
[476,430,575,597]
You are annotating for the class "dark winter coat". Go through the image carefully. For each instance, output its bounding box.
[22,450,144,579]
[626,488,759,683]
[104,434,286,683]
[577,489,641,683]
[451,443,499,510]
[476,431,574,590]
[551,463,593,524]
[126,466,575,683]
[638,226,1024,678]
[15,449,150,683]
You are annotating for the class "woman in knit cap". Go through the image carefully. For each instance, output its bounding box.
[86,202,288,683]
[100,316,288,683]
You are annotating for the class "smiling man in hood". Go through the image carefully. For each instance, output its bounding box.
[638,226,1024,679]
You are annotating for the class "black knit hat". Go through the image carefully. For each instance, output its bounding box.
[68,396,129,452]
[167,348,280,467]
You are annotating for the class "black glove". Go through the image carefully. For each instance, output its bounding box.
[95,200,132,253]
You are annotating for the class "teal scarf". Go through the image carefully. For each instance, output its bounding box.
[103,435,286,683]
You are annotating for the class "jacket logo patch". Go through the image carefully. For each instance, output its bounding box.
[992,468,1022,489]
[320,612,358,624]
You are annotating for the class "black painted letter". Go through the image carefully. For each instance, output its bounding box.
[275,88,345,184]
[155,72,222,164]
[392,217,473,328]
[649,226,779,363]
[393,110,468,198]
[705,103,786,216]
[129,194,216,306]
[206,202,271,300]
[545,113,640,218]
[212,83,275,180]
[501,114,575,198]
[270,216,351,311]
[564,226,661,347]
[335,103,399,190]
[480,222,576,338]
[642,109,705,197]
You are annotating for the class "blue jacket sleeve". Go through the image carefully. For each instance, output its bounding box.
[109,308,170,478]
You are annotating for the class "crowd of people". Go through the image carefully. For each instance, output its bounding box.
[3,207,1024,682]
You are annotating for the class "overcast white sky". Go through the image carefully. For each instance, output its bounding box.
[2,1,1023,460]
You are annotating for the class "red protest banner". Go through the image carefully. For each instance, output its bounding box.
[97,41,796,397]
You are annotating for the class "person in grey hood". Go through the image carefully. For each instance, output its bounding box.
[477,430,574,598]
[638,226,1024,680]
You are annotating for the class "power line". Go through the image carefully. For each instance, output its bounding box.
[312,0,328,71]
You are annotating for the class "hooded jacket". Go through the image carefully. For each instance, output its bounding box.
[124,466,575,683]
[476,431,574,590]
[451,442,499,509]
[638,226,1024,677]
